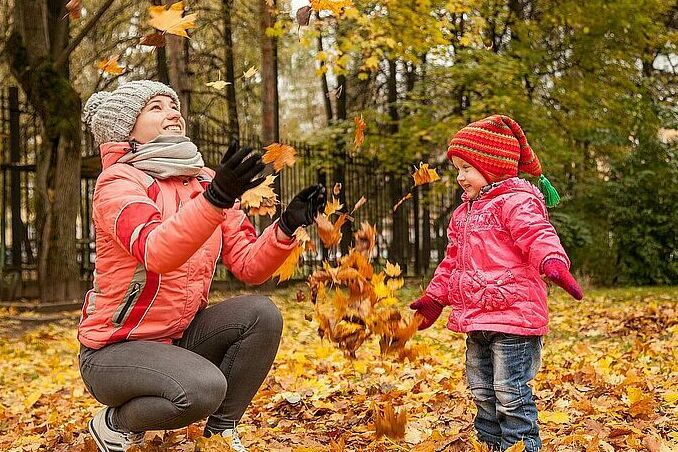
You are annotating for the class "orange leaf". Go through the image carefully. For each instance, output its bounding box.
[412,163,441,186]
[273,244,304,282]
[65,0,82,20]
[263,143,297,172]
[240,174,278,216]
[148,1,197,38]
[96,56,125,75]
[505,441,526,452]
[392,193,412,212]
[324,197,344,216]
[139,32,166,47]
[373,402,406,439]
[333,182,342,196]
[353,115,365,150]
[353,222,376,255]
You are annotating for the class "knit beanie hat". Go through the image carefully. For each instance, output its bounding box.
[82,80,181,146]
[447,114,560,207]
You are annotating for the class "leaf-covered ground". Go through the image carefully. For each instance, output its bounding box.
[0,285,676,451]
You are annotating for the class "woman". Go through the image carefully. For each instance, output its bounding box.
[79,80,325,452]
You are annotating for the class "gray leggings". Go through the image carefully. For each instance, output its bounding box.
[78,295,283,432]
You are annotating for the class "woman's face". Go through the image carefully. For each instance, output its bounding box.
[128,95,185,144]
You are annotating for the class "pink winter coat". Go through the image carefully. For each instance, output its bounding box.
[78,141,297,349]
[425,178,570,336]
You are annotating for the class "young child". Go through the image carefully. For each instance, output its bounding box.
[410,115,583,451]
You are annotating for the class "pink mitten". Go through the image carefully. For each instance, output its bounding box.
[543,258,584,300]
[409,294,445,330]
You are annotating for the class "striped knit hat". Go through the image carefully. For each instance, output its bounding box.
[447,115,560,207]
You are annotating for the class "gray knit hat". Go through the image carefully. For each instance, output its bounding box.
[83,80,181,146]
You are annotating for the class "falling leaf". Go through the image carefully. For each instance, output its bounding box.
[296,5,312,26]
[240,174,278,216]
[333,182,342,196]
[96,56,125,75]
[65,0,82,20]
[147,1,198,38]
[324,197,344,216]
[139,32,166,47]
[392,193,412,212]
[205,80,231,90]
[385,261,401,277]
[243,66,259,79]
[412,163,441,186]
[273,244,304,282]
[351,196,366,214]
[316,213,347,248]
[263,143,297,172]
[353,222,376,255]
[310,0,354,16]
[353,115,365,150]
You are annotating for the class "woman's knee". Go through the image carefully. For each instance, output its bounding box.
[250,295,283,334]
[179,365,227,420]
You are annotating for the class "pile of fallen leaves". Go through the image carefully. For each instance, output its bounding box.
[0,286,676,451]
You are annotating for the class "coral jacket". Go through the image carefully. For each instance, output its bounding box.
[425,178,570,336]
[78,141,296,349]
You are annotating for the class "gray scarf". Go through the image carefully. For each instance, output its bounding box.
[118,135,204,179]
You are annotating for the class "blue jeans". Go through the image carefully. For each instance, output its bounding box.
[465,331,543,452]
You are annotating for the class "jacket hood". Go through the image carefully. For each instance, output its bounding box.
[99,141,133,170]
[462,177,544,203]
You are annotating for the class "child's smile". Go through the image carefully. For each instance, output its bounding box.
[451,156,489,199]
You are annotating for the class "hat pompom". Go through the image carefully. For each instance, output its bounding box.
[83,91,111,128]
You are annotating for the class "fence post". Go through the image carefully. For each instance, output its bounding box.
[9,87,21,268]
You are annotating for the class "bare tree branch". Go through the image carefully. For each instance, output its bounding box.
[53,0,116,71]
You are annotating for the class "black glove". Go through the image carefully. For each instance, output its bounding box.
[204,141,266,209]
[279,184,327,236]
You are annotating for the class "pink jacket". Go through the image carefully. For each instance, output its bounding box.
[425,178,570,336]
[78,142,297,349]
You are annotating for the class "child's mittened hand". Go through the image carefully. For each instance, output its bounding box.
[542,259,584,300]
[409,294,444,330]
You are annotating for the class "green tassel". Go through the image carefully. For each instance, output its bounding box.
[538,174,560,208]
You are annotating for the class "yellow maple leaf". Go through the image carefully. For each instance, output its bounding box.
[324,197,344,216]
[263,143,297,172]
[505,441,526,452]
[385,261,401,277]
[310,0,354,16]
[205,80,231,90]
[243,66,259,79]
[148,1,197,38]
[353,115,365,150]
[96,56,125,75]
[240,174,277,216]
[412,163,441,186]
[539,410,570,424]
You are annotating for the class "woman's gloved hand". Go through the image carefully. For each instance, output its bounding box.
[278,184,327,237]
[542,258,584,300]
[204,141,266,209]
[409,294,445,330]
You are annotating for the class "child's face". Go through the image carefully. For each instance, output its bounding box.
[129,95,185,144]
[451,156,488,200]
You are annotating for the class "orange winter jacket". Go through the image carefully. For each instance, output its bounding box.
[78,141,296,349]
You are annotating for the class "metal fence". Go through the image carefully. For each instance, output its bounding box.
[1,86,457,297]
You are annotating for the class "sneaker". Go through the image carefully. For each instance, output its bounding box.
[221,428,247,452]
[88,407,145,452]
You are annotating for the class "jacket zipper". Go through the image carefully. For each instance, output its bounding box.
[459,201,473,327]
[114,282,141,325]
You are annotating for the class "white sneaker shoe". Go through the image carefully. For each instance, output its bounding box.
[88,408,145,452]
[221,428,247,452]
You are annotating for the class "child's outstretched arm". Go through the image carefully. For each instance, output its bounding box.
[503,194,584,300]
[410,218,458,329]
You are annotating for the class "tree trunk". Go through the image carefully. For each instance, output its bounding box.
[316,17,333,123]
[333,74,352,255]
[223,0,240,141]
[7,0,113,303]
[166,36,191,118]
[260,0,279,229]
[386,59,407,271]
[151,0,170,83]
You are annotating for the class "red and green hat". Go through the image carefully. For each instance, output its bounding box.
[447,114,560,207]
